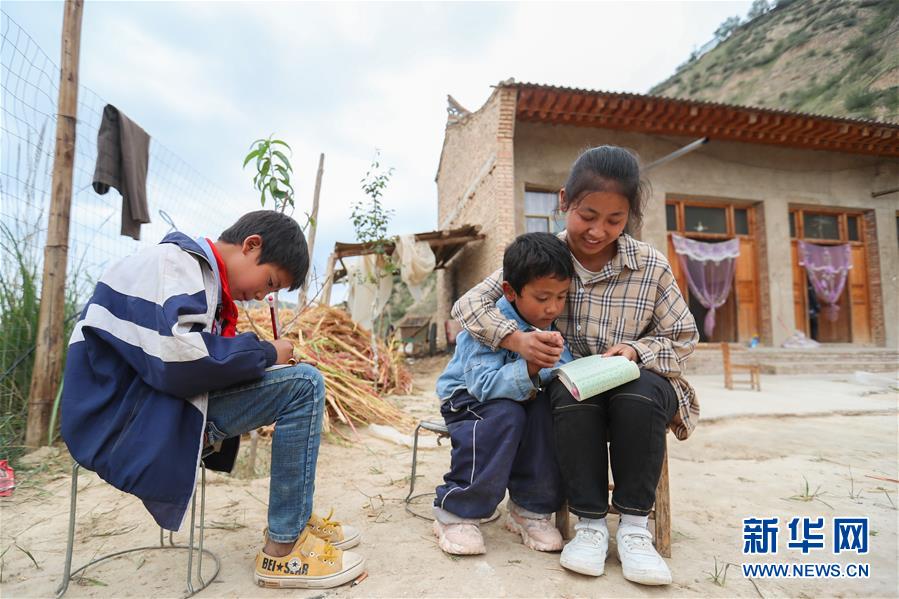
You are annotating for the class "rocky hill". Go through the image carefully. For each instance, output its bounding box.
[650,0,898,122]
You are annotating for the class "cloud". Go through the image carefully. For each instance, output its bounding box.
[2,0,753,306]
[80,16,244,125]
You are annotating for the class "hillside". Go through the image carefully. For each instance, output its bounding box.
[650,0,898,123]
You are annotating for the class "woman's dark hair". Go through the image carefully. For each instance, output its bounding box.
[561,145,648,233]
[219,210,309,291]
[503,232,574,294]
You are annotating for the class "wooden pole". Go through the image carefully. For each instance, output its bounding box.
[299,153,324,307]
[25,0,84,448]
[320,252,337,306]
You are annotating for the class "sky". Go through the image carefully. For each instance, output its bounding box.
[3,0,753,302]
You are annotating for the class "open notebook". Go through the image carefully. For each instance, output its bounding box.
[553,355,640,401]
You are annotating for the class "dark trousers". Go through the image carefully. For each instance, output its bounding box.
[434,390,563,519]
[549,369,677,518]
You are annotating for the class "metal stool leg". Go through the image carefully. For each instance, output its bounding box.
[56,463,220,599]
[55,463,80,598]
[404,423,424,503]
[185,470,198,595]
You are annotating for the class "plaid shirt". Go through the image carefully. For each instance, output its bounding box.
[451,233,700,440]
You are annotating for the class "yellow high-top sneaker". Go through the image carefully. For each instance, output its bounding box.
[306,508,362,549]
[254,528,365,589]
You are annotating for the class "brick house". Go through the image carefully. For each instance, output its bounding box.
[435,81,899,349]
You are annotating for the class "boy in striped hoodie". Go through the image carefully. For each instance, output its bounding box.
[62,210,363,589]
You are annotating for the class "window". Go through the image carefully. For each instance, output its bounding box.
[684,206,727,234]
[847,216,859,241]
[524,190,565,233]
[666,204,678,231]
[668,200,755,239]
[734,209,749,235]
[803,212,840,240]
[791,209,865,244]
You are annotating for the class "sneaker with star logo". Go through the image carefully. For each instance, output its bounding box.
[306,508,361,549]
[254,528,365,589]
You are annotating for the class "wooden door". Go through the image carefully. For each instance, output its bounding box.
[816,286,851,343]
[734,237,759,342]
[790,208,871,344]
[849,245,871,343]
[666,200,760,343]
[791,242,808,336]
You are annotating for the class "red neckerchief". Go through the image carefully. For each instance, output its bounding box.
[206,239,237,337]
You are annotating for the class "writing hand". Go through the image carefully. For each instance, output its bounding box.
[505,330,563,369]
[271,339,295,364]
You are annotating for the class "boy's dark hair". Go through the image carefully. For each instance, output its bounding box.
[219,210,308,291]
[561,145,648,233]
[503,232,573,294]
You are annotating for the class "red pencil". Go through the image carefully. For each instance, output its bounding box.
[266,294,279,339]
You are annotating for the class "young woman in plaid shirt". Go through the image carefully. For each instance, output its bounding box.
[452,146,699,585]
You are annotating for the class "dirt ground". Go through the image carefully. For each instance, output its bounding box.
[1,356,897,598]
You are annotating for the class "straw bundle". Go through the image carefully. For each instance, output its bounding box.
[236,305,415,439]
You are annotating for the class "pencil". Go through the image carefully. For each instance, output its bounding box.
[266,293,279,340]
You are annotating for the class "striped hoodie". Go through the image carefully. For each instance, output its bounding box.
[61,232,277,530]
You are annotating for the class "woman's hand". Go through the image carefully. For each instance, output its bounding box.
[503,330,564,369]
[602,343,638,362]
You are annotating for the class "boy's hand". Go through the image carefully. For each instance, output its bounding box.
[503,330,563,369]
[602,343,638,362]
[271,339,295,364]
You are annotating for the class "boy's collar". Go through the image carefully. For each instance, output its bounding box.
[497,296,555,332]
[159,231,212,268]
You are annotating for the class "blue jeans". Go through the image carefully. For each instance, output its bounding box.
[206,364,325,543]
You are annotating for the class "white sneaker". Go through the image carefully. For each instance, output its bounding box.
[616,523,672,585]
[559,521,608,576]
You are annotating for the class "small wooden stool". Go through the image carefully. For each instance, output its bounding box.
[554,438,671,557]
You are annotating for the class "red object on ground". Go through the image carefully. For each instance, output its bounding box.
[0,459,15,496]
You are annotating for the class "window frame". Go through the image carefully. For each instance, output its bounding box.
[523,188,564,234]
[666,198,755,240]
[789,206,865,246]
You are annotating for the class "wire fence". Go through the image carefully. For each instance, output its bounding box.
[0,11,240,454]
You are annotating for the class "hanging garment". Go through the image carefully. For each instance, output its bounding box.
[393,234,436,301]
[93,104,151,240]
[346,254,394,330]
[670,235,740,336]
[797,241,852,322]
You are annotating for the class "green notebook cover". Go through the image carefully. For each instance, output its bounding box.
[554,355,640,401]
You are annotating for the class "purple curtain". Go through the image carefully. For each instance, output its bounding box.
[671,235,740,336]
[798,241,852,322]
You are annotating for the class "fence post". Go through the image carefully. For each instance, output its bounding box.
[320,252,337,306]
[299,153,324,308]
[25,0,84,448]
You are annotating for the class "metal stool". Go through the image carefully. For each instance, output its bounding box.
[404,420,450,519]
[57,463,221,598]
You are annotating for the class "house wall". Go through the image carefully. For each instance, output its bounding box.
[435,87,517,340]
[510,121,899,348]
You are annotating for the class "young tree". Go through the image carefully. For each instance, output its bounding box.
[243,135,295,214]
[747,0,771,21]
[715,15,743,41]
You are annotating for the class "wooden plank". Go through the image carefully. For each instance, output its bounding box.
[654,443,671,558]
[26,0,83,448]
[791,242,808,337]
[734,237,759,343]
[849,244,871,343]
